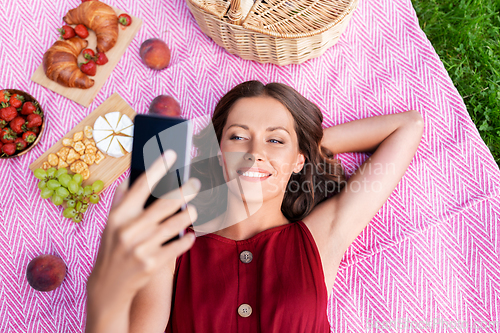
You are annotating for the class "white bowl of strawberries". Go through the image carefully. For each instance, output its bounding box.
[0,89,45,158]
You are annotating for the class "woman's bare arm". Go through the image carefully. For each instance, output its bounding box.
[128,257,176,333]
[321,110,419,155]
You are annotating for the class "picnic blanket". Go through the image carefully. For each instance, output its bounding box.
[1,0,499,332]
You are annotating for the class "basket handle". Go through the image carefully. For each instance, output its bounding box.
[227,0,244,23]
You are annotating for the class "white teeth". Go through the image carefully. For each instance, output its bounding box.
[239,171,271,178]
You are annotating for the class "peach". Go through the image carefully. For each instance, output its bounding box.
[149,95,182,118]
[26,254,67,292]
[139,38,171,70]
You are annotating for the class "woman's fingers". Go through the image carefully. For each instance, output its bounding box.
[155,231,196,268]
[120,177,201,244]
[135,204,197,256]
[117,150,177,215]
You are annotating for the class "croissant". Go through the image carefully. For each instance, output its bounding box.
[43,37,94,89]
[63,2,118,53]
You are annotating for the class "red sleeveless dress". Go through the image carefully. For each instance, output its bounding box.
[165,220,331,333]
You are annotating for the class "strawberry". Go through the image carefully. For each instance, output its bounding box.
[0,106,18,121]
[95,52,108,65]
[22,131,36,143]
[1,128,17,144]
[27,126,40,135]
[14,137,27,151]
[0,119,6,128]
[118,14,132,26]
[75,24,89,39]
[1,143,16,156]
[82,49,95,60]
[21,101,37,115]
[9,94,24,108]
[0,90,10,104]
[26,114,42,128]
[80,60,97,76]
[10,116,26,134]
[0,142,3,151]
[59,25,75,39]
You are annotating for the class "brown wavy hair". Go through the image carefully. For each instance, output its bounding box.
[189,80,346,223]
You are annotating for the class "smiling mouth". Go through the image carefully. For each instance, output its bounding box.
[237,170,272,178]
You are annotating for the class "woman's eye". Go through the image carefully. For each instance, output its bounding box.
[230,135,243,140]
[269,139,283,144]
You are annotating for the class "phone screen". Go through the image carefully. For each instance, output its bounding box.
[129,114,193,246]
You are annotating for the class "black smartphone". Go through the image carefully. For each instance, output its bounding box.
[129,114,194,246]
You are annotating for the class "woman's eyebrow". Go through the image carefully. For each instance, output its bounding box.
[227,124,290,135]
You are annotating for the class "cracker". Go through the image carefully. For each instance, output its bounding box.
[81,169,90,181]
[62,138,73,147]
[85,146,97,155]
[73,131,84,142]
[42,161,51,170]
[48,153,59,166]
[56,147,70,161]
[95,151,105,165]
[74,141,86,155]
[66,149,80,164]
[84,126,93,139]
[57,159,69,169]
[80,154,95,166]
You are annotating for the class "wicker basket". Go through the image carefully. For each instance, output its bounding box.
[185,0,359,66]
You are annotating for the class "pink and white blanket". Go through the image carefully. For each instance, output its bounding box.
[0,0,499,332]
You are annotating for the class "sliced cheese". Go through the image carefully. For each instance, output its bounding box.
[93,130,114,143]
[118,125,134,137]
[96,135,113,154]
[104,112,121,132]
[117,136,133,153]
[94,116,113,131]
[115,114,133,133]
[107,136,125,158]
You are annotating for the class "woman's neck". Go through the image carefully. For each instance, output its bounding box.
[211,192,290,241]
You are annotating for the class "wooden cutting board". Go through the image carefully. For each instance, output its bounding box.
[29,92,136,191]
[31,5,142,108]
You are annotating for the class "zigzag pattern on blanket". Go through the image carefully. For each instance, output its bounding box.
[0,0,499,332]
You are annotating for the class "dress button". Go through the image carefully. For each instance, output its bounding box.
[238,303,252,317]
[240,250,253,263]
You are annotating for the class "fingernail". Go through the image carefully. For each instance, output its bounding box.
[164,149,176,163]
[191,178,201,191]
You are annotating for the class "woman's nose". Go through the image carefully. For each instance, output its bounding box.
[246,141,265,161]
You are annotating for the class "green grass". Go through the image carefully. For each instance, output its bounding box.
[411,0,500,167]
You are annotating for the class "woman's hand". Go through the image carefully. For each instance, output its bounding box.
[85,150,200,332]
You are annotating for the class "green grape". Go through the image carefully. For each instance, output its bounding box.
[56,187,70,199]
[63,207,77,219]
[40,188,54,199]
[72,214,83,223]
[83,185,93,197]
[58,174,72,188]
[92,180,104,193]
[46,168,57,178]
[76,201,83,212]
[80,204,88,213]
[67,199,76,208]
[89,194,100,204]
[34,168,47,180]
[55,167,68,178]
[47,179,61,190]
[51,194,64,206]
[68,180,79,194]
[77,186,84,196]
[38,180,47,189]
[73,174,83,185]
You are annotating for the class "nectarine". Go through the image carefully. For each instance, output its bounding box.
[140,38,171,70]
[26,254,67,292]
[149,95,182,118]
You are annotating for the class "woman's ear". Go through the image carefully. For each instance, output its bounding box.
[294,153,305,174]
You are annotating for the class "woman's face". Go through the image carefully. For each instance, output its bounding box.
[218,96,305,204]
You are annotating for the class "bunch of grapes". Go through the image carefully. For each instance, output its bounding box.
[33,167,104,223]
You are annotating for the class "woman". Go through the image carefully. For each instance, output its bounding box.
[85,81,424,332]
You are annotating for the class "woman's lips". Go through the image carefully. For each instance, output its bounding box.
[237,169,272,182]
